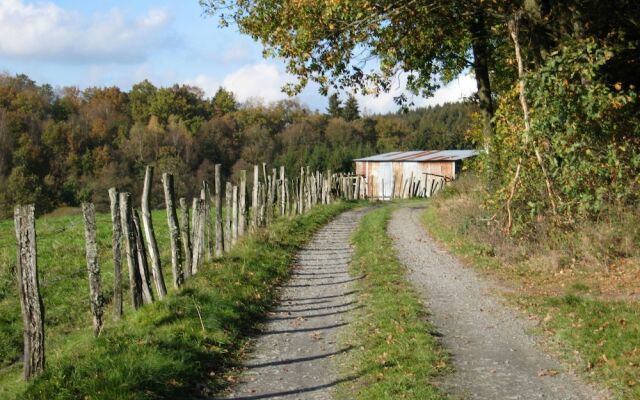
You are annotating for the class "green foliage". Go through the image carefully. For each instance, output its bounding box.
[492,39,640,229]
[342,94,360,121]
[341,206,449,399]
[0,202,354,399]
[326,93,342,118]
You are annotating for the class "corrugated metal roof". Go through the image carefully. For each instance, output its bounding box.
[353,150,478,162]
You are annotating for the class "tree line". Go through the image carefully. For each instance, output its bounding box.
[0,73,475,218]
[200,0,640,231]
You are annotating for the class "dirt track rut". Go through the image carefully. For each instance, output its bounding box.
[389,206,606,400]
[221,208,369,400]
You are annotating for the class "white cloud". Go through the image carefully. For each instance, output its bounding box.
[221,62,294,103]
[0,0,175,64]
[185,74,221,98]
[186,64,477,113]
[356,72,477,114]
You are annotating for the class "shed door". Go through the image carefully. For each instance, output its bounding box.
[377,163,394,200]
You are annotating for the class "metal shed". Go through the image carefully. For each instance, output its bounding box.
[354,150,478,200]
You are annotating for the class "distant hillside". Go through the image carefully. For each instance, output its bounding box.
[0,73,477,216]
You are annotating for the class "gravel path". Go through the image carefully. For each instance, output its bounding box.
[221,208,369,400]
[389,206,607,400]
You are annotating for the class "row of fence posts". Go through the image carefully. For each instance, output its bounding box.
[12,164,365,379]
[381,173,447,200]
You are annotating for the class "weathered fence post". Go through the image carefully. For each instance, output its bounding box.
[239,170,247,236]
[162,173,183,289]
[252,165,259,229]
[214,164,224,257]
[225,182,232,250]
[179,198,192,279]
[141,166,167,299]
[108,188,123,320]
[133,210,154,305]
[279,166,286,216]
[81,202,105,336]
[202,181,213,261]
[266,175,273,225]
[191,198,205,274]
[299,167,305,213]
[232,185,239,245]
[14,204,45,380]
[119,193,143,310]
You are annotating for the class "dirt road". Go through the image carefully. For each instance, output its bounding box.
[388,206,606,400]
[222,208,369,400]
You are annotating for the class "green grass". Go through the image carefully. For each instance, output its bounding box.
[423,198,640,400]
[0,202,354,399]
[338,206,449,400]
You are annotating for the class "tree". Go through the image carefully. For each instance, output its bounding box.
[129,80,157,124]
[342,94,360,121]
[200,0,496,147]
[326,93,342,118]
[212,87,238,116]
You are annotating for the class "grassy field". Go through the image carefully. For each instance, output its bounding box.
[0,202,354,399]
[422,177,640,400]
[338,205,449,399]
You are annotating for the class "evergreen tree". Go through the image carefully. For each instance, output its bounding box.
[326,93,342,118]
[342,94,360,122]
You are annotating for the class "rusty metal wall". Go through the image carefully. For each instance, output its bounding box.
[356,160,456,199]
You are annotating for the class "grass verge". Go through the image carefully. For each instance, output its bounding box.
[0,202,353,399]
[423,177,640,399]
[338,205,449,400]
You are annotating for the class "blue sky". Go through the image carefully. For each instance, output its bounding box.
[0,0,476,113]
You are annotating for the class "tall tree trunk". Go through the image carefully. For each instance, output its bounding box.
[508,14,558,217]
[469,7,495,154]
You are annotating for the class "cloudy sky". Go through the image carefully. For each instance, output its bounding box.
[0,0,476,113]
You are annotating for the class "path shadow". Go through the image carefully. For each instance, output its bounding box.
[274,300,356,313]
[270,305,363,321]
[221,375,358,400]
[245,346,354,369]
[259,321,349,336]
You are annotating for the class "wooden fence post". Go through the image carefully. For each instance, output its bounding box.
[202,181,213,261]
[81,202,105,336]
[252,165,259,229]
[179,198,192,279]
[214,164,224,257]
[279,166,286,216]
[141,166,167,299]
[14,204,45,379]
[225,182,232,250]
[299,167,305,213]
[191,198,204,274]
[239,170,247,237]
[133,210,154,305]
[108,188,123,320]
[119,193,143,310]
[232,185,238,245]
[162,173,183,289]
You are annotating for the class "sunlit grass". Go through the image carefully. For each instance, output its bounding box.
[338,206,449,399]
[0,202,353,399]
